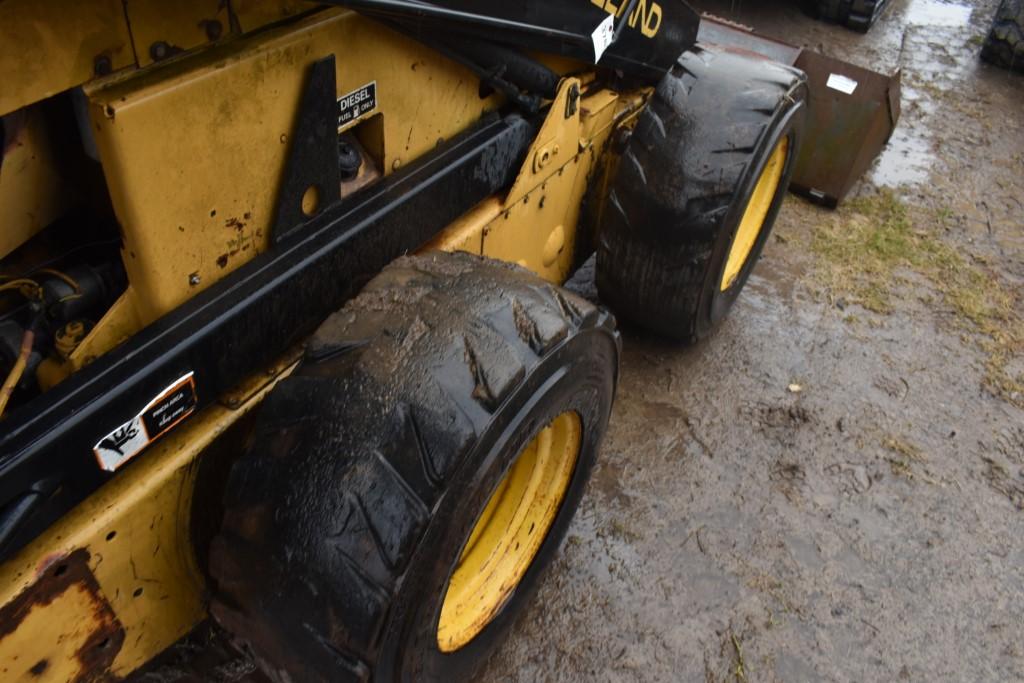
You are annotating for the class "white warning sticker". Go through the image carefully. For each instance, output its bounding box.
[93,372,198,472]
[826,73,859,95]
[592,14,615,62]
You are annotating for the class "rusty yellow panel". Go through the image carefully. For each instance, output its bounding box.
[0,362,293,679]
[0,0,134,117]
[481,170,582,282]
[86,8,500,328]
[0,551,123,683]
[0,107,70,259]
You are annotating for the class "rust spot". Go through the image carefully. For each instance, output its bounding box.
[216,254,229,269]
[0,549,125,681]
[224,217,245,232]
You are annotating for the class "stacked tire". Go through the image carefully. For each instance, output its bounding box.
[801,0,890,32]
[982,0,1024,72]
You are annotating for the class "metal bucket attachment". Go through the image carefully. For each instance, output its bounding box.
[698,16,901,208]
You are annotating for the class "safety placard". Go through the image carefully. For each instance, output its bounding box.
[93,372,198,472]
[337,81,377,128]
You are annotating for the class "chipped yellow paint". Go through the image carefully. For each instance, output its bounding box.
[0,582,108,682]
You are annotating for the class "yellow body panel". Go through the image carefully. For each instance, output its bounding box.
[0,0,134,117]
[0,0,315,118]
[233,0,317,30]
[0,107,71,260]
[85,8,501,328]
[124,0,313,68]
[125,0,234,67]
[432,83,649,283]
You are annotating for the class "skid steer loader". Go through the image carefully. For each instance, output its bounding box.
[0,1,813,680]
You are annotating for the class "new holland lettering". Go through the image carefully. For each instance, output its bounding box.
[590,0,663,38]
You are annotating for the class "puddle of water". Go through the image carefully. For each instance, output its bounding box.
[870,129,936,187]
[903,0,973,27]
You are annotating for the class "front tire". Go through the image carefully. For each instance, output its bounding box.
[209,252,620,682]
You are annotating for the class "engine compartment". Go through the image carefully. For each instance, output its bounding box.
[1,97,125,418]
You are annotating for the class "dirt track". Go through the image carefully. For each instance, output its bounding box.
[481,1,1024,680]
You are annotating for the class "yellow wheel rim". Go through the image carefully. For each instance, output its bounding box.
[720,136,790,292]
[436,411,583,653]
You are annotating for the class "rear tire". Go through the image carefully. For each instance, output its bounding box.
[982,0,1024,72]
[209,252,620,682]
[595,46,807,343]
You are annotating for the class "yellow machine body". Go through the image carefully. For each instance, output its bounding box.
[0,4,647,680]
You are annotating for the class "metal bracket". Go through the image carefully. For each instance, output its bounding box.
[505,78,582,207]
[271,55,342,244]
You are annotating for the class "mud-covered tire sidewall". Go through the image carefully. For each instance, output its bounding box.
[376,326,617,681]
[210,253,621,683]
[700,102,805,337]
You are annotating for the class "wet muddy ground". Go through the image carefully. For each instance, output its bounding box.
[482,1,1024,681]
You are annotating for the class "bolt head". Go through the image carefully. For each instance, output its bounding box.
[150,41,170,61]
[93,54,112,76]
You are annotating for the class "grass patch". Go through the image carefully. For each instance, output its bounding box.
[888,458,915,480]
[808,190,1024,407]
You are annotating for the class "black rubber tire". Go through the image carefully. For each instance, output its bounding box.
[800,0,889,32]
[982,0,1024,72]
[595,46,807,343]
[209,252,620,683]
